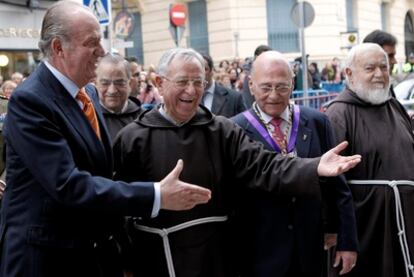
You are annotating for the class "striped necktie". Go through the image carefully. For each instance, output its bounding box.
[270,117,286,152]
[76,87,101,139]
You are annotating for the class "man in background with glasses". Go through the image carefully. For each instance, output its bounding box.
[232,51,358,277]
[96,53,141,141]
[113,48,361,277]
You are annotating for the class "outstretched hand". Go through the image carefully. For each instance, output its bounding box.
[334,250,358,275]
[160,159,211,211]
[318,141,361,177]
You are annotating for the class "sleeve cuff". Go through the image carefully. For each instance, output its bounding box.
[151,182,161,218]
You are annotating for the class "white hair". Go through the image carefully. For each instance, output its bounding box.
[345,43,391,104]
[157,48,205,77]
[344,43,389,83]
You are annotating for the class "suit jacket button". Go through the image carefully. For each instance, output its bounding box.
[288,224,293,230]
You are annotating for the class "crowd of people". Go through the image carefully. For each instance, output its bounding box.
[0,2,413,277]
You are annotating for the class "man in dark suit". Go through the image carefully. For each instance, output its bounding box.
[201,54,246,117]
[232,51,359,277]
[0,2,211,277]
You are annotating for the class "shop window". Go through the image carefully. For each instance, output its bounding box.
[0,51,40,80]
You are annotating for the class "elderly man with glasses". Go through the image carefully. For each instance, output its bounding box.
[232,51,358,277]
[95,53,142,141]
[112,48,362,277]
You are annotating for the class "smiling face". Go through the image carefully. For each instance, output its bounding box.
[50,9,105,88]
[346,47,390,104]
[96,62,131,112]
[159,57,204,123]
[249,52,293,117]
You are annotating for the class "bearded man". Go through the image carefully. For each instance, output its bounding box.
[326,43,414,277]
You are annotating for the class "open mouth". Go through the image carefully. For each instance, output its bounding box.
[179,98,194,103]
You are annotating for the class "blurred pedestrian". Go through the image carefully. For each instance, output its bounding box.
[201,54,245,118]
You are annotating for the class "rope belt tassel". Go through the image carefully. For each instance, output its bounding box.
[348,180,414,277]
[133,216,228,277]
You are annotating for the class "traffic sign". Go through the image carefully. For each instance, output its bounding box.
[170,4,187,27]
[83,0,111,26]
[290,1,315,28]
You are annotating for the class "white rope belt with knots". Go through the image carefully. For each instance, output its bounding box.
[348,180,414,277]
[133,216,228,277]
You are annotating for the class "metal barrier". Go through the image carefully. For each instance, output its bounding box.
[320,82,345,93]
[291,90,339,110]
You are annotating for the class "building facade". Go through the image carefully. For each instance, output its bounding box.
[111,0,414,67]
[0,0,61,79]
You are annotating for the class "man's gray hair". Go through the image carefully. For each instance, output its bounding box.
[97,53,132,79]
[157,48,205,77]
[344,43,389,71]
[38,1,91,60]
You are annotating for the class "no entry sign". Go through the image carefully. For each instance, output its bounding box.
[170,4,187,27]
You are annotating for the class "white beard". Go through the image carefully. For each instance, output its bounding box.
[351,82,391,105]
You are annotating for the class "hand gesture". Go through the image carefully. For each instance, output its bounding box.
[318,141,361,177]
[160,159,211,211]
[333,250,357,275]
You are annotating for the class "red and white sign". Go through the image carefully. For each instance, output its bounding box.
[170,4,187,27]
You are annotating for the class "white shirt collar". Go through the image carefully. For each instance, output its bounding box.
[256,103,290,123]
[44,61,81,99]
[205,80,215,95]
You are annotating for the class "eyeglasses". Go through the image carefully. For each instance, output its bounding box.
[162,76,207,89]
[254,83,292,95]
[98,79,128,88]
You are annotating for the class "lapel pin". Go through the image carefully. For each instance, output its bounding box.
[303,134,307,140]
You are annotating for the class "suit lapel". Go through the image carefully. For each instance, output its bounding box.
[211,85,228,114]
[295,112,312,158]
[243,109,276,151]
[38,64,110,170]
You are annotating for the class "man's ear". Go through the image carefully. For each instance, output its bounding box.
[345,67,352,83]
[248,76,254,96]
[154,75,163,88]
[154,75,164,95]
[51,38,64,57]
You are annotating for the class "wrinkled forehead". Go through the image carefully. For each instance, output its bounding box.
[355,49,388,66]
[97,62,128,78]
[166,56,205,78]
[252,59,293,82]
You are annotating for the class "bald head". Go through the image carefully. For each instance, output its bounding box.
[251,51,293,79]
[249,51,294,118]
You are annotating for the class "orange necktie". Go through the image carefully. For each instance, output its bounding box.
[76,88,101,139]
